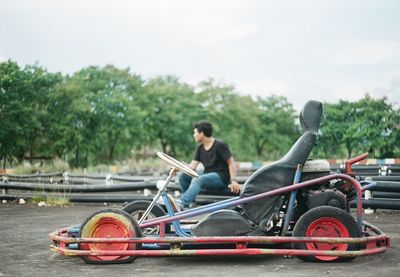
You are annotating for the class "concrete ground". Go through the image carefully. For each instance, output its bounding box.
[0,203,399,277]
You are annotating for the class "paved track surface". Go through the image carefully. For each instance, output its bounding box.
[0,203,399,277]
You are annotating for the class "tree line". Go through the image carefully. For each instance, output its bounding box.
[1,60,399,168]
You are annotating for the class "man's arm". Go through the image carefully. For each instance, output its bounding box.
[226,157,240,194]
[174,160,198,176]
[188,160,199,171]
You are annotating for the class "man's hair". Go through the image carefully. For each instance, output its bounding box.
[194,120,213,137]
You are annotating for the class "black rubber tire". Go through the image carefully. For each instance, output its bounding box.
[78,208,141,264]
[292,206,361,262]
[122,200,170,235]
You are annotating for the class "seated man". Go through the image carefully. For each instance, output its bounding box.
[177,120,241,209]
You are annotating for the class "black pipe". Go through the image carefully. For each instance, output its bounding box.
[1,173,164,182]
[0,193,225,204]
[354,165,382,169]
[5,179,399,196]
[0,181,160,192]
[362,181,400,192]
[65,174,160,181]
[111,176,163,182]
[0,193,153,203]
[4,178,159,185]
[0,180,244,194]
[350,198,400,210]
[68,195,153,203]
[3,190,400,210]
[369,176,400,182]
[369,191,400,199]
[3,177,64,184]
[70,177,162,184]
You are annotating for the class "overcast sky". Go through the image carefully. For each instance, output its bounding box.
[1,0,399,110]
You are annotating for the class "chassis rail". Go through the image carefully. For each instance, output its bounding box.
[49,221,390,259]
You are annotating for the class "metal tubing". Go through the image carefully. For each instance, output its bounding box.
[143,196,240,225]
[138,168,176,224]
[50,218,389,258]
[50,230,388,245]
[140,174,363,230]
[49,220,389,259]
[50,245,387,258]
[345,153,368,174]
[360,181,377,191]
[282,165,301,235]
[161,191,190,237]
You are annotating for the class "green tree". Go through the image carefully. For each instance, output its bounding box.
[0,61,62,167]
[316,95,399,159]
[3,60,398,169]
[140,76,204,158]
[0,60,27,167]
[63,65,145,166]
[255,95,298,160]
[316,100,354,158]
[196,79,297,161]
[352,95,399,158]
[21,64,63,163]
[195,79,255,159]
[394,109,400,157]
[46,80,93,167]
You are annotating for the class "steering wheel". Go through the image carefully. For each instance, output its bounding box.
[157,152,199,178]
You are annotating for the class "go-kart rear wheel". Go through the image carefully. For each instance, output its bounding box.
[79,209,141,264]
[123,200,170,235]
[292,206,361,262]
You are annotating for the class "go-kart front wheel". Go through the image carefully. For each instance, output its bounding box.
[122,200,170,235]
[79,209,141,264]
[292,206,361,262]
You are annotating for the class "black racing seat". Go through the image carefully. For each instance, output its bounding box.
[240,100,323,224]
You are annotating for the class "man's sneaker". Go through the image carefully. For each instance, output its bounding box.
[174,198,190,211]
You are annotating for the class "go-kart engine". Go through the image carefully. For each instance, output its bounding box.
[306,189,347,210]
[301,159,348,211]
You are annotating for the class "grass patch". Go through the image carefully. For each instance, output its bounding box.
[30,189,71,207]
[31,191,47,203]
[46,195,70,206]
[12,159,70,174]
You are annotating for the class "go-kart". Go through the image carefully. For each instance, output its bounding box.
[49,100,390,264]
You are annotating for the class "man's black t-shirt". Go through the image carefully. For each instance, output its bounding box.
[193,139,231,185]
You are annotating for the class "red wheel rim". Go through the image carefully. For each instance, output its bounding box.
[305,217,349,261]
[80,214,136,261]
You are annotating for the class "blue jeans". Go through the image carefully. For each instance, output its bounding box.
[178,172,225,207]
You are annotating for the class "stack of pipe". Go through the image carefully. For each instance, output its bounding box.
[1,164,399,210]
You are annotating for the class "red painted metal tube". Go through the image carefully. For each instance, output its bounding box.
[50,244,387,258]
[49,221,389,246]
[49,220,389,259]
[140,173,364,229]
[50,231,388,245]
[345,152,368,175]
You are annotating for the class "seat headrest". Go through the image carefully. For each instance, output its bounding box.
[299,100,323,133]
